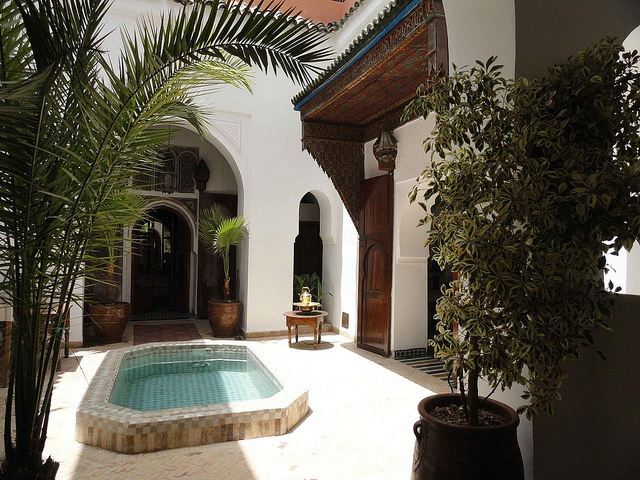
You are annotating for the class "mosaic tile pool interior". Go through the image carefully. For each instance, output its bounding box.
[76,342,308,453]
[110,348,281,411]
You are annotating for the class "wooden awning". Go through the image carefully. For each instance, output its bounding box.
[293,0,447,227]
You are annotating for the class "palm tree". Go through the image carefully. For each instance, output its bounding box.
[199,203,248,300]
[0,0,330,477]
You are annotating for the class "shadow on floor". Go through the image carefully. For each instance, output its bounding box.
[289,340,334,351]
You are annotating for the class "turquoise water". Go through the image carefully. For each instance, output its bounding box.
[109,348,281,411]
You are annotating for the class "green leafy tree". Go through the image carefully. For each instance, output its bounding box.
[199,203,248,301]
[404,39,640,426]
[0,0,330,477]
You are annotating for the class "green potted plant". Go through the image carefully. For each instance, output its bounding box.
[199,204,249,337]
[0,0,329,477]
[87,193,147,344]
[405,39,640,480]
[293,272,333,307]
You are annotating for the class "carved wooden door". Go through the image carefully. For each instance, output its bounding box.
[357,174,393,356]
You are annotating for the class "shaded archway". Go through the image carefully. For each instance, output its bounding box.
[130,206,193,316]
[293,193,323,300]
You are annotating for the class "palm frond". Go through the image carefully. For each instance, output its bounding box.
[0,0,327,475]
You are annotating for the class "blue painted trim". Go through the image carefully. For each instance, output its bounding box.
[294,0,421,111]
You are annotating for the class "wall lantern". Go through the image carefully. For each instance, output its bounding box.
[373,129,398,172]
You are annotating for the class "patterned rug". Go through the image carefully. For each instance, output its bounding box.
[133,323,202,345]
[130,311,192,322]
[395,350,453,386]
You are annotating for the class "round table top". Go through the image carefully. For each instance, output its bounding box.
[283,310,328,318]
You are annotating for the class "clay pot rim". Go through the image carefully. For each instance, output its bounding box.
[417,393,519,432]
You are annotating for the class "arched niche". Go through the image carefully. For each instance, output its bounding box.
[292,193,327,302]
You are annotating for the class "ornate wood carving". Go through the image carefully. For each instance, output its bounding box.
[301,4,441,119]
[303,121,364,144]
[364,107,406,143]
[177,149,197,193]
[133,146,199,193]
[299,0,447,228]
[302,131,363,228]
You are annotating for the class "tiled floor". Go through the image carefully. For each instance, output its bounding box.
[0,319,448,479]
[133,322,202,345]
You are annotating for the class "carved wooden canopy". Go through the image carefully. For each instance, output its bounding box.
[294,0,447,228]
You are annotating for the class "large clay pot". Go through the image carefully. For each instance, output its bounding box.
[411,393,524,480]
[89,302,130,344]
[207,300,241,337]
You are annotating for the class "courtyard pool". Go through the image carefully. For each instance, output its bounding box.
[76,342,308,453]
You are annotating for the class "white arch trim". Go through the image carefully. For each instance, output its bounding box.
[306,189,336,245]
[122,199,199,315]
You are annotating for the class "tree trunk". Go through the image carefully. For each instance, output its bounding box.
[468,367,479,426]
[223,278,231,301]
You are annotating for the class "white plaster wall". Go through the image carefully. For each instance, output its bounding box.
[443,0,516,78]
[86,0,355,339]
[339,207,359,338]
[626,243,640,295]
[209,70,347,332]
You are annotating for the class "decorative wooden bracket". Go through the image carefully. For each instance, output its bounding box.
[302,121,364,228]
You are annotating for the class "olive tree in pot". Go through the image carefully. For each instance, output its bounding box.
[404,39,640,480]
[199,204,249,337]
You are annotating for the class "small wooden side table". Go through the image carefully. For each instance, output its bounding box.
[283,310,328,350]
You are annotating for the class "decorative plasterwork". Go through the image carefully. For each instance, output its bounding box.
[212,118,243,153]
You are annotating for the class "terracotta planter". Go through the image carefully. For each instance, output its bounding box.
[207,300,241,337]
[89,302,130,344]
[411,393,524,480]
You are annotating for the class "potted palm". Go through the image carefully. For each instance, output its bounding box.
[199,204,249,337]
[0,0,329,477]
[87,193,147,344]
[405,40,640,480]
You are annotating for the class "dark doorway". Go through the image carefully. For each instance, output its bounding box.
[293,193,323,298]
[357,174,393,357]
[131,207,191,315]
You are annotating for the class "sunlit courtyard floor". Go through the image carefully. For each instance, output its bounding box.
[1,319,447,479]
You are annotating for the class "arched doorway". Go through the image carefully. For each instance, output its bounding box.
[293,193,323,299]
[131,207,191,315]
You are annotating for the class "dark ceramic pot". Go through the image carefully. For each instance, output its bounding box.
[207,300,242,337]
[89,302,130,344]
[411,393,524,480]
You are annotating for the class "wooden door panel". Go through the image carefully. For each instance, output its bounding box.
[357,174,393,357]
[361,297,387,347]
[363,246,388,292]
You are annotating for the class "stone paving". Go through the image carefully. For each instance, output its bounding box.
[1,319,448,479]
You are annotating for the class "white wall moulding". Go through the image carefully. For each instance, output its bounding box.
[211,118,243,153]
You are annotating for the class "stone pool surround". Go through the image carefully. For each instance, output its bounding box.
[75,341,309,453]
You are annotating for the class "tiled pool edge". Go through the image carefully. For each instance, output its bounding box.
[75,341,309,454]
